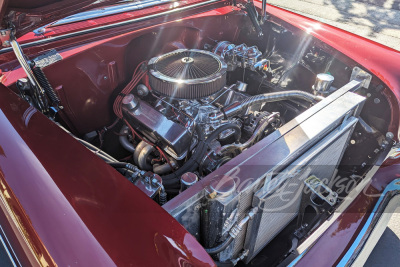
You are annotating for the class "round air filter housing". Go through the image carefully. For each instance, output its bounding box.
[148,49,227,99]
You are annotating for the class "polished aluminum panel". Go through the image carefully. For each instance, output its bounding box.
[123,98,191,159]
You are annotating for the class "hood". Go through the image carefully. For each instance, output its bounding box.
[0,0,119,39]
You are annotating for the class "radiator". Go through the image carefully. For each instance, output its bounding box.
[163,80,365,262]
[243,116,358,262]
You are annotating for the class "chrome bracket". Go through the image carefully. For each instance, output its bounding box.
[232,249,249,266]
[9,34,44,94]
[304,175,338,206]
[260,0,268,24]
[350,66,372,89]
[295,176,338,238]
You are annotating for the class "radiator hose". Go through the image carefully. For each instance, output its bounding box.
[119,125,136,153]
[205,236,234,255]
[215,90,323,120]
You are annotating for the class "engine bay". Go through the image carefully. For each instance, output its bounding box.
[69,39,391,265]
[2,4,396,265]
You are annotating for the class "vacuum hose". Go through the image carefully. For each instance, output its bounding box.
[119,125,136,153]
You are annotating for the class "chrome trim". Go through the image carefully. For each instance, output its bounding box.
[0,225,21,267]
[351,195,400,266]
[10,35,49,112]
[9,36,45,96]
[337,178,400,267]
[0,0,223,55]
[261,0,267,22]
[287,249,306,267]
[34,0,175,34]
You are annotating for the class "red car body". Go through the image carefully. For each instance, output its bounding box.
[0,0,399,266]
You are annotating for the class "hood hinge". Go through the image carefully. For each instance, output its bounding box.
[7,28,51,114]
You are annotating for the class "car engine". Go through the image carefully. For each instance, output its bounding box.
[98,41,371,263]
[3,1,394,265]
[116,43,324,189]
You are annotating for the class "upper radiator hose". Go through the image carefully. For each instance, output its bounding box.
[213,90,323,120]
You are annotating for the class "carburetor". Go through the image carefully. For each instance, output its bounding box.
[212,41,268,71]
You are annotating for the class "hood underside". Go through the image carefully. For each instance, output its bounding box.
[0,0,119,39]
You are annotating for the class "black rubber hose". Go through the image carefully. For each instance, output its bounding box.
[108,162,138,171]
[168,123,239,180]
[207,123,241,144]
[32,66,61,107]
[204,236,234,255]
[119,125,136,153]
[162,123,241,191]
[162,125,206,188]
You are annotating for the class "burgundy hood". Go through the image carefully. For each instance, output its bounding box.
[0,0,119,38]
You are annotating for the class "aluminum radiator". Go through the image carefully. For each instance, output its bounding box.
[243,116,358,261]
[163,80,365,262]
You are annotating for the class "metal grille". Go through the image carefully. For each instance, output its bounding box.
[233,190,256,256]
[219,182,263,261]
[253,175,303,255]
[246,120,356,262]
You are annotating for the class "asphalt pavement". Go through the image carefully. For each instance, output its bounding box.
[268,0,400,51]
[267,0,400,265]
[365,211,400,266]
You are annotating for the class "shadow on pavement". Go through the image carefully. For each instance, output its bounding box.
[324,0,400,37]
[365,227,400,266]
